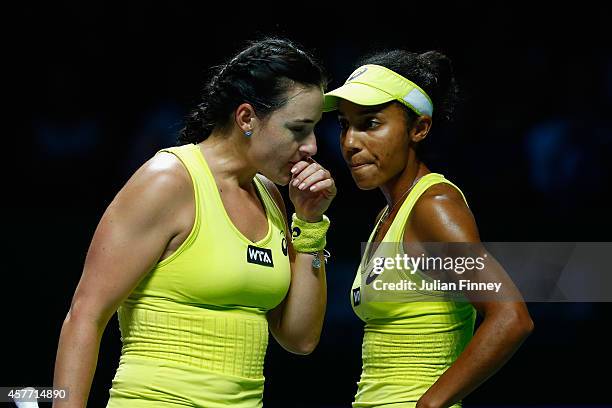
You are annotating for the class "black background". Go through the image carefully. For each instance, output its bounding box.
[3,1,612,407]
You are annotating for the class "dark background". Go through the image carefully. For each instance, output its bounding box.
[3,1,612,407]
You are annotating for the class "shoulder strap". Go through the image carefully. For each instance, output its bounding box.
[385,173,469,242]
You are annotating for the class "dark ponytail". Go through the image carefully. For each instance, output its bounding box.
[356,49,460,123]
[179,38,326,145]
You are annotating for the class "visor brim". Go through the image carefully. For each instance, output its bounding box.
[323,83,395,112]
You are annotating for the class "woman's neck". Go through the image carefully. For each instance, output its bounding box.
[197,132,257,188]
[381,152,429,210]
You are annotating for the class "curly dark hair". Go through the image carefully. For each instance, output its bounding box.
[356,49,460,124]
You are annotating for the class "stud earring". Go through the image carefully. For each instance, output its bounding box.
[244,130,253,137]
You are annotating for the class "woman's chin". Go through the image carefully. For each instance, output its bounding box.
[352,175,379,190]
[349,164,382,190]
[265,172,290,186]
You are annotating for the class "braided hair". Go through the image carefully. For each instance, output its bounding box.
[179,38,326,144]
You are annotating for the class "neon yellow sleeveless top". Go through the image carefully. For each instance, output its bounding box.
[108,143,291,407]
[350,173,476,408]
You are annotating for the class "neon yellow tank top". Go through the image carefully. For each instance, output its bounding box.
[350,173,476,408]
[110,143,291,407]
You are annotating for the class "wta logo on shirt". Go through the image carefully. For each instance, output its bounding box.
[247,245,274,267]
[352,287,361,306]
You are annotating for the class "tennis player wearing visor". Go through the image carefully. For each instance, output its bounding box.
[325,51,533,408]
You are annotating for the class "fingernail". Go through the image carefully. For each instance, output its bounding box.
[310,185,317,191]
[292,179,300,187]
[299,183,306,190]
[291,167,297,174]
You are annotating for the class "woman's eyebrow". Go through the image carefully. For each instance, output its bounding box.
[338,107,382,119]
[356,106,383,115]
[291,118,315,123]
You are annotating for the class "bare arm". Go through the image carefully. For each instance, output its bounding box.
[52,153,192,407]
[261,166,334,355]
[267,244,328,355]
[406,184,534,408]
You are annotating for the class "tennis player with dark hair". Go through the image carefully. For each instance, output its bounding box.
[53,38,335,407]
[323,50,533,407]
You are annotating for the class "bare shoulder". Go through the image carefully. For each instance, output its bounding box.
[408,181,479,242]
[415,182,467,213]
[111,151,193,229]
[72,152,194,325]
[122,151,190,197]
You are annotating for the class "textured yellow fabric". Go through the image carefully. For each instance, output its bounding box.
[350,173,476,407]
[107,144,291,407]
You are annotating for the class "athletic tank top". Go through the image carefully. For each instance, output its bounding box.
[111,143,291,406]
[350,173,476,408]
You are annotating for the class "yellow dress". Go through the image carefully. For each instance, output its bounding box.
[350,173,476,407]
[106,144,291,407]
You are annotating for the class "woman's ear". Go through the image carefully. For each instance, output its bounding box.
[410,116,432,143]
[235,103,257,134]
